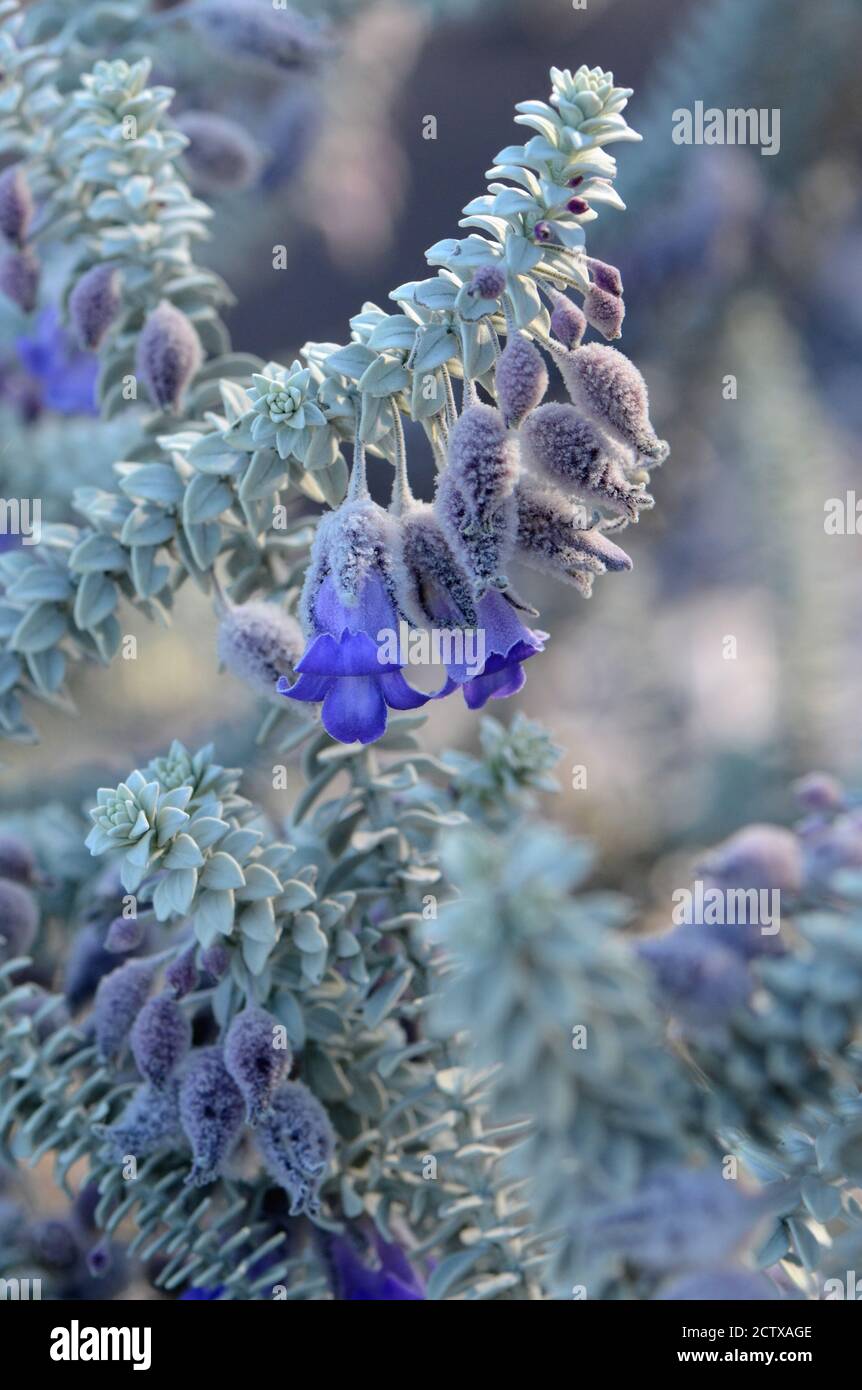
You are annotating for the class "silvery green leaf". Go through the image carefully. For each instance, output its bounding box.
[411,277,459,312]
[363,968,412,1028]
[201,851,246,891]
[183,473,233,525]
[426,1248,486,1301]
[116,463,184,507]
[193,889,235,944]
[506,273,543,329]
[357,356,410,398]
[26,648,65,694]
[69,533,127,575]
[323,344,376,381]
[367,315,417,353]
[184,520,222,571]
[162,833,206,871]
[10,603,67,654]
[153,867,198,920]
[6,567,73,603]
[505,235,542,274]
[73,572,117,629]
[411,324,458,373]
[240,935,272,976]
[239,900,277,944]
[120,506,176,547]
[314,455,349,508]
[292,912,327,954]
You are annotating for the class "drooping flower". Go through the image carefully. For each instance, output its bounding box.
[104,914,146,953]
[217,600,304,700]
[494,333,548,428]
[254,1080,334,1215]
[636,929,752,1031]
[325,1230,426,1301]
[454,590,547,709]
[136,301,202,413]
[514,475,632,596]
[93,960,155,1062]
[131,994,192,1087]
[435,404,520,595]
[224,1007,292,1125]
[520,401,653,521]
[583,283,625,339]
[393,501,478,630]
[95,1079,184,1163]
[585,255,623,296]
[68,265,121,352]
[552,342,669,462]
[179,1047,245,1187]
[165,944,199,998]
[278,461,432,745]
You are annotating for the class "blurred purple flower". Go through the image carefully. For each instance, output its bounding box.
[14,308,97,415]
[327,1231,425,1301]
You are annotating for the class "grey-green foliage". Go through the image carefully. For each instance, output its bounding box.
[0,714,557,1300]
[431,820,708,1298]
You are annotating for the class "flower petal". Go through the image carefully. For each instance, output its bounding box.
[276,672,333,703]
[379,671,432,711]
[463,660,527,709]
[322,677,388,744]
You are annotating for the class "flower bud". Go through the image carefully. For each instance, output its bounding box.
[793,772,844,813]
[136,301,202,412]
[435,404,519,593]
[64,924,121,1010]
[586,256,623,297]
[395,502,478,628]
[96,1079,183,1163]
[176,111,263,194]
[0,248,39,313]
[468,265,506,300]
[697,824,803,897]
[93,960,155,1062]
[637,930,751,1029]
[179,1047,245,1186]
[0,165,33,246]
[495,333,548,428]
[515,476,633,594]
[224,1007,292,1125]
[200,943,230,980]
[217,600,304,700]
[131,993,192,1087]
[554,344,669,463]
[254,1081,334,1215]
[105,914,145,953]
[548,289,585,350]
[165,944,198,998]
[583,284,625,340]
[520,403,652,521]
[69,265,121,351]
[0,878,39,959]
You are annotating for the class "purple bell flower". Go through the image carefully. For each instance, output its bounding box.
[15,307,98,415]
[430,589,546,709]
[277,445,433,746]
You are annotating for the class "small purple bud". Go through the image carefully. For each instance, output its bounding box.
[567,196,590,215]
[548,289,586,351]
[176,110,263,194]
[583,284,625,340]
[533,220,553,242]
[468,264,506,300]
[793,772,844,813]
[515,476,632,593]
[586,256,623,297]
[0,877,39,959]
[96,1078,183,1163]
[136,300,202,412]
[131,993,192,1087]
[554,343,670,463]
[0,248,39,313]
[104,914,145,954]
[0,165,33,245]
[435,405,520,592]
[165,943,198,998]
[254,1081,334,1215]
[179,1047,245,1186]
[567,175,584,189]
[86,1240,112,1278]
[697,824,803,897]
[224,1007,292,1125]
[200,943,230,980]
[217,600,304,700]
[69,264,121,351]
[93,960,155,1062]
[495,333,548,428]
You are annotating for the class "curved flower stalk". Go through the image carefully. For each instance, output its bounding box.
[0,58,666,746]
[0,716,554,1300]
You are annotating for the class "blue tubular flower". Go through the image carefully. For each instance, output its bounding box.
[15,308,98,415]
[277,450,432,745]
[326,1231,426,1301]
[457,591,547,709]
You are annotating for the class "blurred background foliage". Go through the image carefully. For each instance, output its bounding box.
[1,0,860,915]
